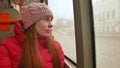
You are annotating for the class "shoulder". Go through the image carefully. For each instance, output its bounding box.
[0,36,21,55]
[54,40,64,55]
[1,36,17,45]
[2,36,16,41]
[54,40,63,50]
[0,36,19,50]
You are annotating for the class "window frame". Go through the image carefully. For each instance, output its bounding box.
[73,0,96,68]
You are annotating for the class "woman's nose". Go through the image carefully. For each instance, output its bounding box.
[48,23,53,28]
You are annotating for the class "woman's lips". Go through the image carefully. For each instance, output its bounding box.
[46,30,52,33]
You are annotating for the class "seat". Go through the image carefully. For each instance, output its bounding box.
[0,8,19,42]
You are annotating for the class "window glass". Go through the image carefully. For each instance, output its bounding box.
[92,0,120,68]
[48,0,76,63]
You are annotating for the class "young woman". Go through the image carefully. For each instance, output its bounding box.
[0,2,64,68]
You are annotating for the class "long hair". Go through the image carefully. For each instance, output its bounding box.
[18,24,61,68]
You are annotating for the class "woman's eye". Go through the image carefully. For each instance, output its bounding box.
[46,17,49,21]
[43,16,52,21]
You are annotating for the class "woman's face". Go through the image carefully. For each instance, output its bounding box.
[35,16,53,37]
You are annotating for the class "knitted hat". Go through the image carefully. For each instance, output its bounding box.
[22,2,53,29]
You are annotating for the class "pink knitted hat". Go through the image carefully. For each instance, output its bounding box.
[22,2,53,29]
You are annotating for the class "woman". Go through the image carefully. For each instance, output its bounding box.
[0,2,64,68]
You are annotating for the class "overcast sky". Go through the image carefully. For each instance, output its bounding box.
[48,0,74,21]
[48,0,97,21]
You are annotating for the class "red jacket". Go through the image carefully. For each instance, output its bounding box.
[0,22,64,68]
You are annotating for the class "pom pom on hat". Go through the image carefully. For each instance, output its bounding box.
[22,2,53,29]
